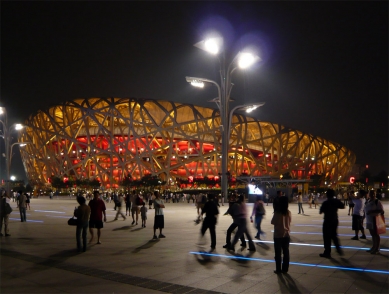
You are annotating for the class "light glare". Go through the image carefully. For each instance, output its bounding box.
[204,39,219,55]
[190,80,204,88]
[238,53,256,69]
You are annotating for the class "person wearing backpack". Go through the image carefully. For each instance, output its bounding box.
[250,196,266,240]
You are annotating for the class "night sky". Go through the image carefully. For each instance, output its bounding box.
[1,1,387,181]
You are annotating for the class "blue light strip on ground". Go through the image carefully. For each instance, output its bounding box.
[9,218,43,223]
[189,252,389,274]
[272,231,389,239]
[34,210,65,213]
[252,240,389,252]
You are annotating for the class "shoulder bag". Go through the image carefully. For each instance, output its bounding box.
[68,216,78,226]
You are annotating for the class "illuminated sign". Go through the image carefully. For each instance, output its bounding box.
[349,177,355,184]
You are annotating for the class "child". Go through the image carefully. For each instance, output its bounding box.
[140,202,148,228]
[271,196,291,274]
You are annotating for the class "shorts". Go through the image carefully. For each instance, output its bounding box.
[154,215,164,229]
[89,220,104,229]
[131,206,139,213]
[196,203,204,209]
[352,215,364,230]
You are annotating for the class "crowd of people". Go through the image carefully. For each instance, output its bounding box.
[0,187,385,274]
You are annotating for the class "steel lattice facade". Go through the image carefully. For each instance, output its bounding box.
[19,97,355,187]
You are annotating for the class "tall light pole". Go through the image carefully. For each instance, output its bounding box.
[0,107,25,197]
[186,36,263,201]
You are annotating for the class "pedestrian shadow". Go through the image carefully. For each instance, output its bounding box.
[132,240,160,253]
[194,250,221,265]
[301,214,310,216]
[112,226,131,231]
[130,227,143,232]
[276,272,307,293]
[255,241,271,256]
[41,249,79,267]
[230,250,256,264]
[330,258,387,290]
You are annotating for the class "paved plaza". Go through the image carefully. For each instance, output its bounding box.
[1,197,388,293]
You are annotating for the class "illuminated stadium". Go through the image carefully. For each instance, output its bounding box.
[19,97,356,188]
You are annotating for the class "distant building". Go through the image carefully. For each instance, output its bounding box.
[18,97,356,188]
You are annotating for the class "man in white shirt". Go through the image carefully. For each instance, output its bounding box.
[351,190,366,240]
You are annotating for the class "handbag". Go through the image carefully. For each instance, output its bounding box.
[376,214,386,235]
[5,203,13,214]
[68,217,78,226]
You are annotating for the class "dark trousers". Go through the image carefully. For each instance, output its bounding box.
[231,218,254,248]
[76,221,88,252]
[201,218,216,249]
[19,207,27,222]
[323,220,340,255]
[225,222,246,246]
[255,214,264,237]
[298,203,304,214]
[274,236,290,272]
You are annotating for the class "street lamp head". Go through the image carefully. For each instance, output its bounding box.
[190,80,205,88]
[194,36,223,55]
[14,124,24,131]
[237,52,260,69]
[244,103,266,113]
[185,77,205,88]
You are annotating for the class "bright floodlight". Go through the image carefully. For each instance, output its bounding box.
[238,52,259,69]
[15,124,24,130]
[10,176,16,181]
[190,80,204,88]
[186,77,205,88]
[0,107,4,115]
[204,39,220,55]
[194,36,223,55]
[245,102,266,113]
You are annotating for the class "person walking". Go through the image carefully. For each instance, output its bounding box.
[229,195,256,252]
[308,193,313,208]
[131,193,140,225]
[0,191,12,236]
[222,197,246,250]
[312,193,318,209]
[148,192,153,209]
[271,196,291,274]
[125,193,131,216]
[348,192,355,215]
[114,193,126,220]
[153,191,166,239]
[250,195,266,240]
[365,190,384,254]
[198,194,219,252]
[351,190,366,240]
[17,191,27,222]
[265,192,269,206]
[140,202,148,227]
[88,191,107,244]
[319,189,345,258]
[297,192,304,214]
[26,193,31,210]
[74,196,91,252]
